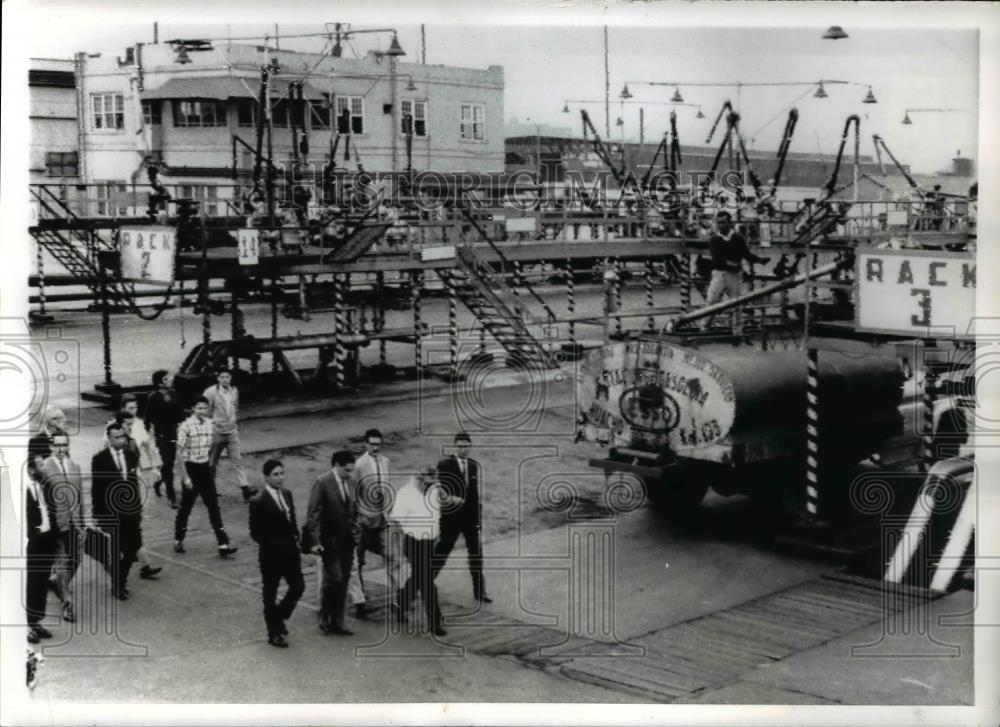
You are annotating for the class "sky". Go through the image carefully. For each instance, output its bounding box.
[7,3,985,174]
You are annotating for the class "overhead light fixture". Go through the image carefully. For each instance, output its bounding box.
[174,47,192,65]
[406,77,417,92]
[862,86,877,104]
[902,112,912,125]
[823,25,849,40]
[385,33,406,57]
[696,107,705,119]
[620,84,632,100]
[562,103,570,114]
[671,87,684,103]
[814,82,828,99]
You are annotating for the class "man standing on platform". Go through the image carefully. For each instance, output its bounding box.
[350,428,400,619]
[304,450,357,636]
[145,370,185,508]
[173,397,238,558]
[248,460,305,648]
[701,210,768,330]
[204,367,253,501]
[434,432,491,604]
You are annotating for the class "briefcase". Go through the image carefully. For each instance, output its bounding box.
[82,526,112,572]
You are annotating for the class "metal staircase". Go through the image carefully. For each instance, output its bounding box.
[437,238,559,369]
[29,186,137,308]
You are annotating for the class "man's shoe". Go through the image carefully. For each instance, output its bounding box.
[354,603,373,620]
[61,602,75,623]
[113,589,129,601]
[218,544,238,557]
[174,541,185,553]
[475,594,493,604]
[433,626,448,637]
[27,629,39,644]
[139,565,163,579]
[33,625,53,639]
[330,626,354,636]
[267,634,289,648]
[280,621,289,636]
[168,501,179,510]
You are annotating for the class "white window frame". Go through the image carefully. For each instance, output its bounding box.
[460,103,485,141]
[336,96,364,135]
[178,184,220,216]
[95,182,129,217]
[401,99,428,137]
[91,93,125,131]
[173,100,227,128]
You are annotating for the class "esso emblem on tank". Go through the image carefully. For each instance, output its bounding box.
[577,341,737,451]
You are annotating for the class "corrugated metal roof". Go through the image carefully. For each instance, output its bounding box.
[141,76,325,101]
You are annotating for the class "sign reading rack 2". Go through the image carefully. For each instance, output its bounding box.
[856,249,976,337]
[119,227,176,284]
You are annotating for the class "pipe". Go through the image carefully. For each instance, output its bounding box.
[664,256,851,331]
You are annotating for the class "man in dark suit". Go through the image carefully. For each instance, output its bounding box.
[25,438,57,643]
[249,459,305,648]
[91,422,144,601]
[304,450,357,635]
[434,432,490,603]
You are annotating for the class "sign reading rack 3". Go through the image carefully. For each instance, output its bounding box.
[856,249,976,338]
[119,227,176,284]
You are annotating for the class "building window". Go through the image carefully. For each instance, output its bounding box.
[178,184,219,216]
[236,100,257,128]
[336,96,364,134]
[309,97,332,130]
[96,183,129,217]
[141,101,162,126]
[401,99,427,137]
[460,103,485,141]
[91,93,125,131]
[45,152,79,177]
[173,100,227,128]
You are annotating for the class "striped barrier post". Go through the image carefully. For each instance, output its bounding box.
[923,371,938,471]
[412,271,423,380]
[566,259,576,347]
[376,271,387,366]
[645,258,655,332]
[805,347,821,520]
[37,242,47,318]
[681,253,693,314]
[613,258,623,337]
[333,273,344,390]
[449,285,459,379]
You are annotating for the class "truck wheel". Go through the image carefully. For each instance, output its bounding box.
[645,467,709,519]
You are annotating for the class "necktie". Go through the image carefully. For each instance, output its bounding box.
[335,474,348,504]
[58,457,66,476]
[459,458,468,483]
[276,489,290,520]
[375,456,382,483]
[116,450,126,477]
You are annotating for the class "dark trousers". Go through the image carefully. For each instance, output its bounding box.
[156,437,177,503]
[319,548,353,631]
[98,522,140,592]
[433,516,485,599]
[51,525,82,604]
[403,534,441,629]
[260,549,305,638]
[174,462,229,545]
[26,533,56,625]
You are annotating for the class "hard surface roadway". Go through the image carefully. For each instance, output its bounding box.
[19,372,973,707]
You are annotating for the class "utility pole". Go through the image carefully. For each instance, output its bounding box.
[604,25,611,138]
[421,24,426,64]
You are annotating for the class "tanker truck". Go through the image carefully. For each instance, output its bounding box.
[576,338,908,517]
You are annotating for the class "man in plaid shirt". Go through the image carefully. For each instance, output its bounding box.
[173,397,238,557]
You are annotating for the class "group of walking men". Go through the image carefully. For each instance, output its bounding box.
[252,429,489,648]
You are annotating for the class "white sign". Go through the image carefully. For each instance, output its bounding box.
[505,217,536,234]
[577,341,737,453]
[857,250,976,337]
[119,227,175,284]
[237,228,260,266]
[420,245,456,262]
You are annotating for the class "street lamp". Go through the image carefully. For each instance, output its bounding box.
[901,108,970,125]
[623,78,876,106]
[823,25,849,40]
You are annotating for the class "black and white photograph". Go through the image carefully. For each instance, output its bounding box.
[1,1,998,724]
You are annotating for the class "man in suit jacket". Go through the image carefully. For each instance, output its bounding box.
[249,459,305,648]
[434,432,490,603]
[40,430,83,623]
[25,438,57,643]
[91,422,144,600]
[304,450,357,635]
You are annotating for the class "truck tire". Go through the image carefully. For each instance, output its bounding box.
[645,463,709,520]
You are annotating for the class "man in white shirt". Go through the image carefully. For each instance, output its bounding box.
[350,428,401,619]
[40,431,83,622]
[391,466,460,637]
[203,367,252,500]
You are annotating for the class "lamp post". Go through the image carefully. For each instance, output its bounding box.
[564,99,702,143]
[901,108,970,125]
[621,78,878,108]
